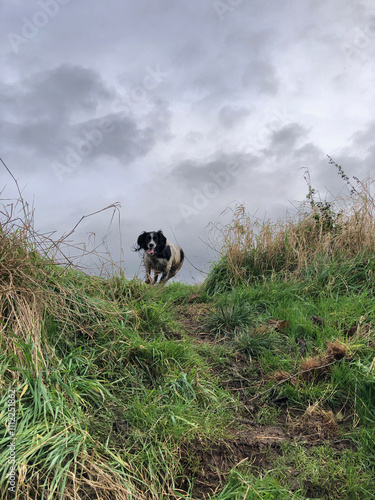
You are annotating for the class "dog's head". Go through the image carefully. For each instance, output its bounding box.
[135,230,167,256]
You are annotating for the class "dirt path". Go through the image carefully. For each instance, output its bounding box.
[174,301,353,499]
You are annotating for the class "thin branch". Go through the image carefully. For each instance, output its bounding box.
[61,203,121,241]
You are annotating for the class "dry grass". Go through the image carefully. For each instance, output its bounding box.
[206,175,375,289]
[0,212,50,375]
[299,341,349,382]
[14,452,144,500]
[0,181,124,376]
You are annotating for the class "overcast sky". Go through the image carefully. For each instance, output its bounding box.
[1,0,375,283]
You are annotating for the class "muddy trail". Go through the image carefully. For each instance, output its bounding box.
[174,302,354,499]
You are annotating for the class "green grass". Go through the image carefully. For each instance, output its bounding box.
[2,173,375,498]
[0,265,237,498]
[3,259,375,498]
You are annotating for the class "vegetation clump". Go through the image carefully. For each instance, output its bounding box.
[204,160,375,294]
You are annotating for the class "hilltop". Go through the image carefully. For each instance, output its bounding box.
[1,166,375,499]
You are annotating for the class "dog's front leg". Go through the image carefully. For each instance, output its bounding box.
[159,262,172,284]
[145,263,153,284]
[153,272,161,284]
[159,272,170,284]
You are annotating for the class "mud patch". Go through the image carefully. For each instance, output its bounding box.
[290,404,338,441]
[179,424,289,499]
[175,303,216,343]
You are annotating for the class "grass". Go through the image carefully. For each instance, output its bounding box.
[1,162,375,498]
[0,221,235,499]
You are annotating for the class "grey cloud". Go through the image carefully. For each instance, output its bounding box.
[350,120,375,153]
[170,153,256,189]
[143,99,173,142]
[295,143,322,160]
[334,121,375,183]
[267,123,309,152]
[68,100,172,163]
[218,105,250,129]
[242,60,279,95]
[19,65,111,120]
[70,114,155,163]
[185,131,205,145]
[0,64,114,159]
[0,64,172,168]
[18,120,63,157]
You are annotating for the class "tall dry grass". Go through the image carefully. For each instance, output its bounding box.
[0,163,144,499]
[0,157,124,378]
[205,176,375,292]
[0,203,115,377]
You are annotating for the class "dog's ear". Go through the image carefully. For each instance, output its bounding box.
[156,230,167,247]
[135,231,147,251]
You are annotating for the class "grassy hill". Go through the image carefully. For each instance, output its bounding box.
[1,170,375,499]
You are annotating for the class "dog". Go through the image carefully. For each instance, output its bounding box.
[135,230,184,284]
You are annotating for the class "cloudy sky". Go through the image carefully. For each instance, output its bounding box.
[1,0,375,283]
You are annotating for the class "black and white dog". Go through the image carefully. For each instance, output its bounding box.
[135,230,184,284]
